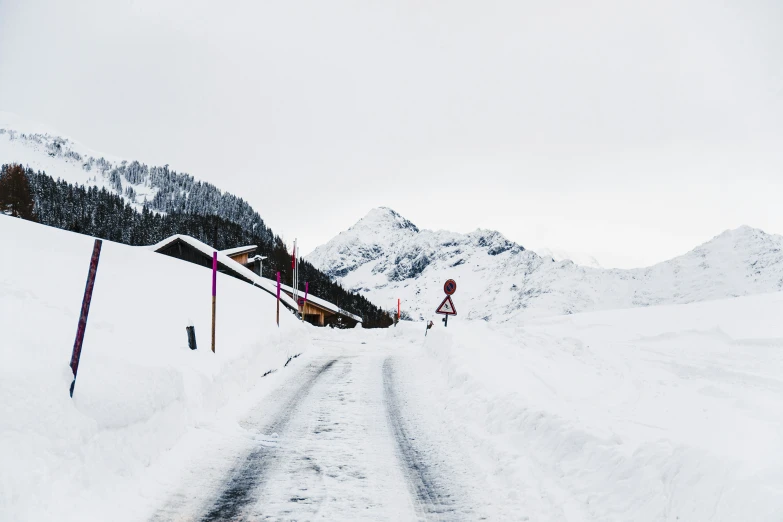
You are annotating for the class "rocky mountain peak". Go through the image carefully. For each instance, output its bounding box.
[351,207,420,234]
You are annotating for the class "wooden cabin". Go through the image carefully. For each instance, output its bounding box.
[149,235,360,328]
[148,235,296,311]
[279,283,362,328]
[219,246,266,276]
[220,245,256,266]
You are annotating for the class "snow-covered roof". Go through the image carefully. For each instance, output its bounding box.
[148,235,297,310]
[279,282,363,323]
[219,245,257,257]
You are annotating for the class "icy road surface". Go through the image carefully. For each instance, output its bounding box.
[150,338,512,521]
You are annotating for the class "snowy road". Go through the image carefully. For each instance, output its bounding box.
[151,341,489,521]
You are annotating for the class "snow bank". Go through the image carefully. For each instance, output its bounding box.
[420,294,783,520]
[0,216,309,521]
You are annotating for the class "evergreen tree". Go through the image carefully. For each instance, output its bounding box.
[0,164,37,221]
[5,164,393,328]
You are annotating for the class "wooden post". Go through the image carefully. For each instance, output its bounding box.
[301,281,309,322]
[211,251,217,353]
[69,239,102,397]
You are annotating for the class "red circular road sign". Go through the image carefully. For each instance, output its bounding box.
[444,279,457,295]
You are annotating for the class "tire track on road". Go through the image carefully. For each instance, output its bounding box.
[383,357,458,520]
[199,358,338,522]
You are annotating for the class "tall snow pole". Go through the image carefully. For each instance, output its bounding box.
[276,271,281,326]
[291,239,296,298]
[211,251,217,353]
[292,238,298,317]
[69,239,102,398]
[302,281,309,322]
[398,298,401,321]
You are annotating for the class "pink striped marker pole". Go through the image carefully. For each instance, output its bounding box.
[211,252,217,353]
[301,282,309,322]
[276,272,281,326]
[69,239,103,397]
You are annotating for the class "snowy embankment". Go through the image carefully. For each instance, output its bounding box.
[0,216,309,521]
[416,294,783,520]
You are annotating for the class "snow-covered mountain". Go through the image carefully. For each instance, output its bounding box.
[307,207,783,322]
[0,111,153,204]
[0,112,268,233]
[534,247,602,268]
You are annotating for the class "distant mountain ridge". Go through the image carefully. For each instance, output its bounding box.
[534,247,602,268]
[307,207,783,322]
[0,112,393,326]
[0,111,272,241]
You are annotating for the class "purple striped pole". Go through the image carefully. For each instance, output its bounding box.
[69,239,102,397]
[211,252,217,353]
[276,271,281,326]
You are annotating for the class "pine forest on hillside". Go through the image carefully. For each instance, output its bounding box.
[0,163,392,328]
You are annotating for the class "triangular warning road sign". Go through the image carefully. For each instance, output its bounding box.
[436,295,457,315]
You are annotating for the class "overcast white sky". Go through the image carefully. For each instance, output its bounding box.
[1,0,782,267]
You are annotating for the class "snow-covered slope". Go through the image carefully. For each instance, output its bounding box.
[307,207,783,321]
[415,291,783,520]
[0,111,154,205]
[0,112,271,235]
[0,216,309,522]
[534,246,602,268]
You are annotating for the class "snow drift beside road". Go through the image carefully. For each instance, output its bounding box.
[417,293,783,520]
[0,216,309,522]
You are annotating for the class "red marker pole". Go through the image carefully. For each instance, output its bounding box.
[398,298,400,320]
[69,239,102,397]
[211,252,217,353]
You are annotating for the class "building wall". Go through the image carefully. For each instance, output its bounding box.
[158,240,213,269]
[229,252,249,265]
[156,240,252,285]
[301,301,330,326]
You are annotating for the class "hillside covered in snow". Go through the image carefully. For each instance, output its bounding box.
[307,207,783,321]
[0,111,273,239]
[0,113,393,326]
[6,212,783,521]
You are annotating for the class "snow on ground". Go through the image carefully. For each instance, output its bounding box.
[4,213,783,521]
[405,292,783,520]
[0,215,311,522]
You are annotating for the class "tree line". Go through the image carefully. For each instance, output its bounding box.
[0,164,392,328]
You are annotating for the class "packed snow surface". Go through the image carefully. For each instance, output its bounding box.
[4,215,783,521]
[307,207,783,321]
[0,215,309,521]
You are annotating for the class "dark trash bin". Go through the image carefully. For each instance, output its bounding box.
[186,325,198,350]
